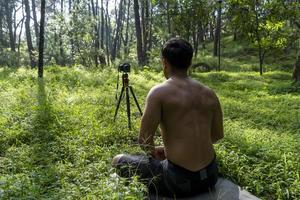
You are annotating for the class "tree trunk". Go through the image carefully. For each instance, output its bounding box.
[31,0,39,46]
[142,0,149,62]
[124,0,131,56]
[148,1,153,52]
[4,0,16,51]
[69,0,75,64]
[91,0,100,67]
[254,1,263,75]
[293,50,300,82]
[213,7,221,57]
[193,26,198,58]
[0,2,4,47]
[105,0,111,65]
[24,0,36,67]
[111,0,124,61]
[59,0,65,66]
[199,23,205,49]
[233,27,238,41]
[133,0,145,66]
[166,1,171,35]
[38,0,46,78]
[100,0,105,49]
[117,0,125,59]
[18,11,25,65]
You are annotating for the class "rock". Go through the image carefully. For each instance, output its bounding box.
[148,178,260,200]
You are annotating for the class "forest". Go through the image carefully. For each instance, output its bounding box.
[0,0,299,199]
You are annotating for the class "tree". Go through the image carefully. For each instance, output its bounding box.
[213,3,221,58]
[293,50,300,82]
[123,0,131,56]
[91,0,100,67]
[226,0,290,75]
[292,21,300,82]
[31,0,39,46]
[105,0,112,65]
[4,0,16,52]
[133,0,146,66]
[24,0,36,68]
[38,0,46,78]
[111,0,124,61]
[0,0,4,47]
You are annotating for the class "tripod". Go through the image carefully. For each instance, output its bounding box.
[114,73,143,130]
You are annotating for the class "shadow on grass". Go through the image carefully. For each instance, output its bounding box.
[29,78,62,197]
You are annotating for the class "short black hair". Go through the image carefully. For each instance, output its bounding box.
[161,38,194,70]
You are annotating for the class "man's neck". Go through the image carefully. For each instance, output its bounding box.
[169,71,188,79]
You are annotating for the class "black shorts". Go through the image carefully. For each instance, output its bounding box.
[114,154,218,198]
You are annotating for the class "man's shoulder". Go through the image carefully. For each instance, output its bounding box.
[147,83,167,100]
[190,78,216,95]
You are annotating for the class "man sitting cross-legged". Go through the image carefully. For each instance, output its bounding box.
[112,38,224,198]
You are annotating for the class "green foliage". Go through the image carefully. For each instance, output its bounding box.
[0,66,299,199]
[0,49,20,67]
[196,35,297,72]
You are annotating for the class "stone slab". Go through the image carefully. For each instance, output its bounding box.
[148,178,260,200]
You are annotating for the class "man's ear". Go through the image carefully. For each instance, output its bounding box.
[162,58,168,79]
[162,58,166,68]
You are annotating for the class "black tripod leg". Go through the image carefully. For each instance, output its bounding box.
[114,86,124,121]
[126,87,131,130]
[129,86,143,116]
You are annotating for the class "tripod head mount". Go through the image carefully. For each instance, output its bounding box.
[122,73,129,87]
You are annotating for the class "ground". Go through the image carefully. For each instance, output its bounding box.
[0,65,299,199]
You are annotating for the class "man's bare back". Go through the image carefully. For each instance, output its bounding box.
[113,38,223,197]
[140,76,223,171]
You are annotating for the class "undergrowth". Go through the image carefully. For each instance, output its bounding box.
[0,66,299,199]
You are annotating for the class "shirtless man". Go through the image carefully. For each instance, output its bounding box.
[112,38,224,198]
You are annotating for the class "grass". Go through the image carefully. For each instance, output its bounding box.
[190,35,298,73]
[0,66,299,200]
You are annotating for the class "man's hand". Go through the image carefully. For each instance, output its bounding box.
[152,146,166,160]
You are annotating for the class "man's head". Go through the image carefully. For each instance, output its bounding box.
[161,38,193,78]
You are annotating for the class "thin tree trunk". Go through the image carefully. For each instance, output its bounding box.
[210,15,215,41]
[142,0,149,62]
[0,2,3,46]
[69,0,75,64]
[193,26,198,58]
[199,22,205,49]
[133,0,145,66]
[24,0,36,68]
[254,1,263,75]
[91,0,100,67]
[148,1,153,52]
[17,4,25,66]
[233,27,238,41]
[116,0,125,58]
[111,0,124,61]
[31,0,39,46]
[97,0,105,65]
[38,0,46,78]
[166,2,171,35]
[124,0,131,56]
[13,6,20,50]
[105,0,111,65]
[4,0,16,52]
[18,17,25,65]
[293,50,300,82]
[213,8,221,57]
[59,0,65,66]
[100,0,105,49]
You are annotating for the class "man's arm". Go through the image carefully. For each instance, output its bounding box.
[139,86,162,156]
[211,94,224,143]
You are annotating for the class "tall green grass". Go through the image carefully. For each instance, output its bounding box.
[0,66,299,199]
